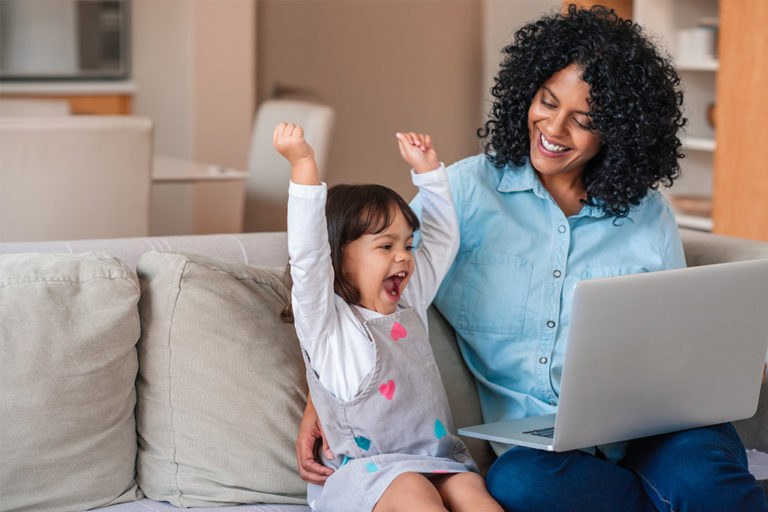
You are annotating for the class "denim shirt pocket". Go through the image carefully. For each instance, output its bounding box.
[563,265,648,317]
[457,250,533,336]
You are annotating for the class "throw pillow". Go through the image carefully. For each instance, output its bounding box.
[135,251,308,506]
[0,252,142,511]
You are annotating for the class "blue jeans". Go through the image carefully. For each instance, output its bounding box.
[485,423,767,512]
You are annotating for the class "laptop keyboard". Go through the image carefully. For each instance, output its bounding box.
[523,427,555,438]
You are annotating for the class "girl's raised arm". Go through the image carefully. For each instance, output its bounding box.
[396,132,460,307]
[275,123,336,346]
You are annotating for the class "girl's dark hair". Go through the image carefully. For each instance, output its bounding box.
[327,184,419,305]
[479,4,685,218]
[281,183,419,323]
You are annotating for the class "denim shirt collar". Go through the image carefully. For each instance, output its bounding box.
[496,158,631,222]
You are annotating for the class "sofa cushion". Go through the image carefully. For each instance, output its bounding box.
[135,252,308,507]
[0,252,142,511]
[427,306,496,475]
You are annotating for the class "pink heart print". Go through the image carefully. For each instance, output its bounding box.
[390,321,407,341]
[379,379,395,400]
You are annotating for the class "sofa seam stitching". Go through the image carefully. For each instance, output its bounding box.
[0,274,137,289]
[165,255,190,505]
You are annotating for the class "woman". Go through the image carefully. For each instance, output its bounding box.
[297,6,768,511]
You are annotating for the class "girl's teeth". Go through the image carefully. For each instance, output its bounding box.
[541,133,567,152]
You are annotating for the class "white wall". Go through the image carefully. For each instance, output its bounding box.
[131,0,255,169]
[130,0,556,173]
[131,0,195,158]
[193,0,255,169]
[257,0,484,202]
[482,0,561,118]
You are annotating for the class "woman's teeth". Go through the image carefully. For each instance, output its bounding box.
[541,133,568,152]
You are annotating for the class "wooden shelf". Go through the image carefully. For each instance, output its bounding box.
[0,81,135,115]
[0,93,132,115]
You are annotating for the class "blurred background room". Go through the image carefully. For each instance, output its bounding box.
[1,0,766,241]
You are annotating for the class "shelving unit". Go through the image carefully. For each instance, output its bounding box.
[0,81,136,115]
[633,0,719,232]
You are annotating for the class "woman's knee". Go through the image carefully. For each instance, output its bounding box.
[486,447,574,509]
[628,423,748,470]
[487,446,654,512]
[626,424,766,511]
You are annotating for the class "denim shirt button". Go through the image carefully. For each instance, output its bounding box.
[546,320,556,328]
[553,269,561,278]
[539,356,548,364]
[558,225,567,233]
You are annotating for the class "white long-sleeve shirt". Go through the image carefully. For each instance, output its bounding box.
[287,166,459,401]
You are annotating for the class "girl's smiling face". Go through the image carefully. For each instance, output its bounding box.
[342,209,415,315]
[527,63,602,179]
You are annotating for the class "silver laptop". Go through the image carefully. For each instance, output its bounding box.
[458,259,768,452]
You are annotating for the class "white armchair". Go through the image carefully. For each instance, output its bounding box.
[243,99,334,232]
[0,116,153,242]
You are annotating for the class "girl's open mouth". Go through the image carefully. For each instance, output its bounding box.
[382,271,408,299]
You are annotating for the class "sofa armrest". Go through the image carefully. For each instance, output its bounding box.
[734,386,768,453]
[680,228,768,266]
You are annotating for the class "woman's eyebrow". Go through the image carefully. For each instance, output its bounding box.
[542,85,591,116]
[542,85,558,100]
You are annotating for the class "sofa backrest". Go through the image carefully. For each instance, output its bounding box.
[0,232,289,270]
[680,228,768,266]
[1,228,766,456]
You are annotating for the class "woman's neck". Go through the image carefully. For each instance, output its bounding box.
[537,171,587,217]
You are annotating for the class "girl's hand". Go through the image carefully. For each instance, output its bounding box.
[396,132,440,174]
[296,394,334,485]
[273,122,314,165]
[273,122,319,185]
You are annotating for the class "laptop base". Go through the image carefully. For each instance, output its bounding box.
[458,413,558,451]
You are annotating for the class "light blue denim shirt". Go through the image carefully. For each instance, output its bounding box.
[411,154,686,461]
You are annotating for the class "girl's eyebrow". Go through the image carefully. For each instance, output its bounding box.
[370,232,414,241]
[541,86,591,116]
[370,232,395,241]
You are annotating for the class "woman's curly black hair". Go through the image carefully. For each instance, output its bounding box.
[479,4,685,218]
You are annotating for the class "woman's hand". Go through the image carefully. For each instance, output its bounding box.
[296,394,334,485]
[396,132,440,174]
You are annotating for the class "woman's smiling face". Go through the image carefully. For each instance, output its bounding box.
[527,63,602,179]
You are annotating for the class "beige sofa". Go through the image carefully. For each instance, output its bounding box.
[0,228,765,511]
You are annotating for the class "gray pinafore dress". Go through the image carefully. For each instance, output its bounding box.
[303,304,477,512]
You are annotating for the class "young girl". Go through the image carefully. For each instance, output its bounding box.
[273,122,501,512]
